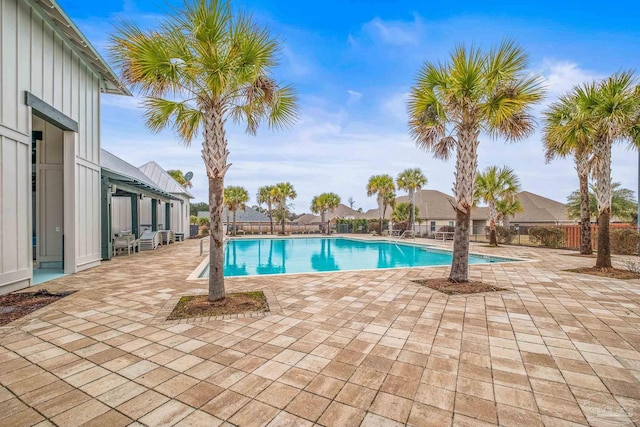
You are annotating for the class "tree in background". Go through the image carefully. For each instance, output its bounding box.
[543,87,595,255]
[311,193,341,234]
[397,168,427,234]
[272,182,297,234]
[110,0,298,301]
[475,166,521,246]
[408,41,543,281]
[391,202,419,231]
[496,199,523,227]
[567,182,637,223]
[348,196,355,209]
[167,169,193,188]
[224,186,249,236]
[367,175,396,234]
[190,202,209,217]
[257,185,276,234]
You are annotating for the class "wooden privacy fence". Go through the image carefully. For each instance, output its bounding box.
[551,224,633,250]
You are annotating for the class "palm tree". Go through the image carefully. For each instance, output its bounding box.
[397,168,427,234]
[475,166,521,246]
[567,182,637,223]
[272,182,297,234]
[257,185,276,235]
[167,170,193,188]
[391,202,419,231]
[224,186,249,236]
[110,0,298,301]
[585,73,640,268]
[408,41,543,281]
[496,199,522,227]
[543,88,595,255]
[366,175,396,234]
[311,193,341,234]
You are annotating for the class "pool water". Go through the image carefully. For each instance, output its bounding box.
[199,238,513,277]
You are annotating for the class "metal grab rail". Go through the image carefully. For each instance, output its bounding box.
[200,237,209,256]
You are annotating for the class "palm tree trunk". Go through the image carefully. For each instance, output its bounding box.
[281,203,286,234]
[410,189,415,234]
[378,195,384,234]
[208,176,226,301]
[489,201,498,246]
[449,125,479,282]
[594,140,612,268]
[578,168,592,255]
[202,106,229,302]
[233,210,237,236]
[321,211,326,234]
[268,203,274,234]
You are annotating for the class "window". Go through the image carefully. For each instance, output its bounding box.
[449,221,454,227]
[430,221,436,232]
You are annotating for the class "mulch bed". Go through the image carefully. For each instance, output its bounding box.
[413,278,508,295]
[0,289,74,326]
[566,267,640,280]
[168,292,269,320]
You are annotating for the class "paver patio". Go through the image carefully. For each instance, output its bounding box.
[1,237,639,426]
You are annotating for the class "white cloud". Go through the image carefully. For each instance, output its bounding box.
[539,59,603,99]
[347,90,363,105]
[381,90,409,122]
[360,15,424,46]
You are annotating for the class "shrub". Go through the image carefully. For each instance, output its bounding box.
[199,225,210,236]
[495,226,515,244]
[528,227,565,248]
[611,228,640,255]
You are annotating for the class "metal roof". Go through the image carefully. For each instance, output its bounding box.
[139,161,194,198]
[30,0,131,96]
[198,207,271,223]
[101,149,178,200]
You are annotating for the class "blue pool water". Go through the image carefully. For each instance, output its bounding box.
[199,238,513,277]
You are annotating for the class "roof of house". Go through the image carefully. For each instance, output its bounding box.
[511,191,574,223]
[100,150,177,200]
[327,204,361,220]
[198,207,271,223]
[362,190,488,221]
[297,214,321,225]
[35,0,130,96]
[139,161,194,198]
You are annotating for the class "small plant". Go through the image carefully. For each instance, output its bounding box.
[621,258,640,274]
[528,227,566,248]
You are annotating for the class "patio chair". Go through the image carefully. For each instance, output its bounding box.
[113,235,137,256]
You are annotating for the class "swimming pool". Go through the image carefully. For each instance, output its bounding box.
[197,237,514,277]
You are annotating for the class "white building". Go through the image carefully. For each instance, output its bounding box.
[0,0,129,293]
[139,162,193,238]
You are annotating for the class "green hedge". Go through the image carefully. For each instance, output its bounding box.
[528,227,566,248]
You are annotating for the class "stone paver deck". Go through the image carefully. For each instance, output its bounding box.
[1,236,639,426]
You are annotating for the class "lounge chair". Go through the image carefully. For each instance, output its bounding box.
[139,230,161,250]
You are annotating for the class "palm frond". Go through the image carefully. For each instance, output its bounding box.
[142,98,203,145]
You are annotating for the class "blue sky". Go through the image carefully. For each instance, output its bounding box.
[60,0,640,212]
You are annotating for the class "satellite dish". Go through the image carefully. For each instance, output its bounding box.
[184,171,193,181]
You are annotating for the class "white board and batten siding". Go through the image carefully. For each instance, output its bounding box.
[0,0,104,292]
